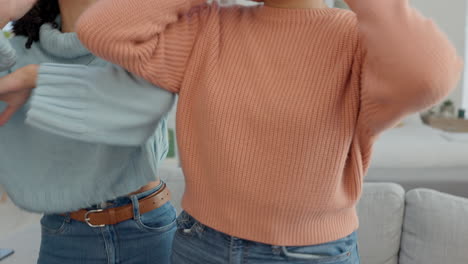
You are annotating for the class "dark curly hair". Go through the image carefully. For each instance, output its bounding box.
[12,0,60,49]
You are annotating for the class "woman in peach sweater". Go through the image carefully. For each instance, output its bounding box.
[9,0,463,262]
[74,0,461,263]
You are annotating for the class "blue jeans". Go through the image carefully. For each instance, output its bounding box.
[38,184,177,264]
[172,211,360,264]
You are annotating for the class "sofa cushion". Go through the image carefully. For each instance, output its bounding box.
[357,183,405,264]
[400,189,468,264]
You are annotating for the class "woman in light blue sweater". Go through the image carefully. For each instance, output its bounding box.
[0,0,177,263]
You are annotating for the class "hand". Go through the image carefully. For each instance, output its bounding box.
[0,90,31,125]
[0,64,38,125]
[0,0,37,25]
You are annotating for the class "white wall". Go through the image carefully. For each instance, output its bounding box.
[464,2,468,112]
[2,22,12,31]
[409,0,466,108]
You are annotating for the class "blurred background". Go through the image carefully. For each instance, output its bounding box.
[1,1,467,263]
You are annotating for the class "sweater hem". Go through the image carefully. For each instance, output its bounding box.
[183,199,359,246]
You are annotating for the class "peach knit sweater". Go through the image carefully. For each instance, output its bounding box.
[76,0,462,245]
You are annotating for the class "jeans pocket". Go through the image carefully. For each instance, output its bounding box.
[40,214,67,235]
[136,202,177,233]
[175,211,204,238]
[279,233,357,264]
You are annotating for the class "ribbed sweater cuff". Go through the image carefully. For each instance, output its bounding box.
[0,32,16,71]
[26,64,89,140]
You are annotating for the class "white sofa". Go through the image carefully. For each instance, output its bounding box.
[1,168,467,263]
[357,183,468,264]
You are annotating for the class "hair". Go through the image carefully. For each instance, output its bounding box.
[12,0,60,49]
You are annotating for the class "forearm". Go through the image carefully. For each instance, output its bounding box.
[347,0,462,96]
[0,64,37,125]
[0,64,38,92]
[1,0,38,28]
[27,64,176,146]
[77,0,205,71]
[347,0,463,133]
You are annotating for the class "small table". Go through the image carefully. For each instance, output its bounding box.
[422,115,468,133]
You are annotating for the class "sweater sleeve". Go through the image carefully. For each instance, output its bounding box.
[0,31,16,72]
[76,0,213,93]
[346,0,463,135]
[26,63,176,146]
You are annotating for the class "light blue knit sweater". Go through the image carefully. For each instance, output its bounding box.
[0,23,175,213]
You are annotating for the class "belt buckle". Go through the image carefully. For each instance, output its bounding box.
[84,209,105,228]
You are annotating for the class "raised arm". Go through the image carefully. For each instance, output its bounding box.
[0,0,37,28]
[76,0,213,93]
[346,0,463,135]
[0,63,175,146]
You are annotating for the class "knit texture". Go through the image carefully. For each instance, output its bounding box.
[77,0,462,245]
[28,63,174,146]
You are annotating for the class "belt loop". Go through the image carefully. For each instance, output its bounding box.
[64,213,71,223]
[130,195,141,221]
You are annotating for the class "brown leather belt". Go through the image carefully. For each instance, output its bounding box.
[68,183,171,227]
